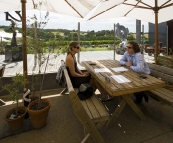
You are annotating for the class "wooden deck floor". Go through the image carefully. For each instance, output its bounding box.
[0,51,154,77]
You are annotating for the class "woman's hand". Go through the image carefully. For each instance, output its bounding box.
[83,71,90,75]
[82,72,90,77]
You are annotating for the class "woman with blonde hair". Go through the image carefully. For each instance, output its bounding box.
[66,41,91,88]
[65,41,113,102]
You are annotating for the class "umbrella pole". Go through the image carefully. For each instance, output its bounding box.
[154,0,159,64]
[21,0,28,86]
[21,0,29,118]
[113,23,116,60]
[77,22,80,63]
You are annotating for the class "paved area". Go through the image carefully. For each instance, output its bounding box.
[1,51,169,143]
[0,89,173,143]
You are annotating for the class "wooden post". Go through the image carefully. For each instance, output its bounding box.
[77,22,80,63]
[154,0,159,64]
[113,24,116,60]
[21,0,29,116]
[141,25,144,54]
[21,0,28,87]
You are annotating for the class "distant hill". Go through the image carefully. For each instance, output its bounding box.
[0,25,148,42]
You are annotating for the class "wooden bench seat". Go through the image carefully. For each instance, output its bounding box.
[61,60,110,143]
[148,63,173,106]
[148,88,173,106]
[74,88,110,123]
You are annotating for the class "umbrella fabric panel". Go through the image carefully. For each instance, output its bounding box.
[89,0,124,19]
[0,0,21,12]
[0,0,100,18]
[89,0,173,23]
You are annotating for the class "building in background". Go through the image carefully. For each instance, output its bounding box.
[136,20,141,44]
[167,20,173,54]
[148,22,167,47]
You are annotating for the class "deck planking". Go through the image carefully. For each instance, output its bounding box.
[0,51,154,77]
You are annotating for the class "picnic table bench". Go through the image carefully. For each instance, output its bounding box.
[82,60,165,128]
[146,46,166,56]
[61,60,110,143]
[147,63,173,106]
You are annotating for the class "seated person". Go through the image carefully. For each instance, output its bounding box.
[65,41,113,102]
[120,41,150,103]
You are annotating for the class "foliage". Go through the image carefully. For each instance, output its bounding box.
[157,53,173,69]
[26,2,64,108]
[2,24,146,46]
[30,73,38,99]
[127,34,135,40]
[26,10,49,55]
[2,74,27,115]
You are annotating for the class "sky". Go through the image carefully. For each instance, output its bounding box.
[0,10,149,33]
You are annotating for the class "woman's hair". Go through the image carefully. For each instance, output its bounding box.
[67,41,79,54]
[128,41,140,53]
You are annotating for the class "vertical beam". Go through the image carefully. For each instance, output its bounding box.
[154,0,158,64]
[34,22,37,66]
[166,25,168,55]
[21,0,28,87]
[113,24,116,60]
[77,22,80,63]
[141,25,144,54]
[0,36,1,47]
[136,20,141,44]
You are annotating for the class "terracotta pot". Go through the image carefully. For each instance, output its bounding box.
[3,106,27,131]
[27,99,51,129]
[29,93,40,101]
[165,85,173,92]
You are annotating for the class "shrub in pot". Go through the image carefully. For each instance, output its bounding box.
[26,3,52,129]
[2,73,27,131]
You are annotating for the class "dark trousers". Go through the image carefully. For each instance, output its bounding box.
[134,91,149,103]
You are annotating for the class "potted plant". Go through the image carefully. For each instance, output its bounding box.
[26,3,59,129]
[27,53,52,129]
[2,73,28,131]
[29,73,40,101]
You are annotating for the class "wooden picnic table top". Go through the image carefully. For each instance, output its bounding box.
[82,60,166,97]
[146,46,154,50]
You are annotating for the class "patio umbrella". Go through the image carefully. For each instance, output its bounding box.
[0,0,100,18]
[0,0,100,88]
[88,0,173,64]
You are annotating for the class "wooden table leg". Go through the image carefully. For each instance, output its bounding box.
[122,94,146,120]
[106,94,146,128]
[106,99,126,128]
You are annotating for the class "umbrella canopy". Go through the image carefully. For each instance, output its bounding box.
[0,0,100,18]
[0,0,100,89]
[89,0,173,64]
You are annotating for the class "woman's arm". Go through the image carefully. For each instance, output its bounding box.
[77,67,90,76]
[66,55,88,77]
[77,67,84,75]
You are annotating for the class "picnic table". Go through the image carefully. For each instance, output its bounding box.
[81,60,166,128]
[146,46,166,55]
